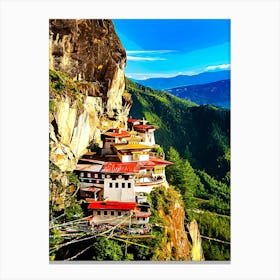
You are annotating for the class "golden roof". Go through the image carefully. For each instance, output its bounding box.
[113,143,152,151]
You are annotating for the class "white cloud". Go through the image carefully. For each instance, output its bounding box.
[126,72,181,80]
[127,50,176,54]
[205,64,231,71]
[127,56,166,61]
[126,50,177,61]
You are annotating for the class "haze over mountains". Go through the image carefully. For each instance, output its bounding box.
[134,70,230,90]
[133,70,230,109]
[168,79,230,109]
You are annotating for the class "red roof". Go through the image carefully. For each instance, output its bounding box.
[103,130,130,138]
[88,201,137,210]
[150,157,173,165]
[128,118,139,123]
[137,161,156,168]
[82,187,100,192]
[101,162,140,173]
[134,212,151,218]
[82,216,93,221]
[134,124,156,131]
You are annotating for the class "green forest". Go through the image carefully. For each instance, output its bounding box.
[127,78,231,260]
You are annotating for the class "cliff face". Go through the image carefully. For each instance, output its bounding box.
[150,186,191,261]
[49,19,126,97]
[159,200,191,260]
[49,19,130,171]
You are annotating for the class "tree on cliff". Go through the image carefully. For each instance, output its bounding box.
[166,147,203,210]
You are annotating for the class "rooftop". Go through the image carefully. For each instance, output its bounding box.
[133,211,151,218]
[88,201,137,210]
[103,130,130,138]
[128,118,139,123]
[75,163,103,172]
[82,187,100,192]
[113,143,152,151]
[134,124,157,131]
[101,162,140,173]
[149,157,173,165]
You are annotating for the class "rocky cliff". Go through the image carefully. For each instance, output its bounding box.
[49,19,131,171]
[150,186,191,261]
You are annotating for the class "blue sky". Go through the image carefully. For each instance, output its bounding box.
[113,19,230,80]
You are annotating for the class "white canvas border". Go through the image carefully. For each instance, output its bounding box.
[0,0,279,279]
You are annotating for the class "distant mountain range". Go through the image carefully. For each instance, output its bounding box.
[167,79,230,109]
[134,70,230,90]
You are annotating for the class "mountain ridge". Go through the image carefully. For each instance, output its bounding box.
[167,79,230,108]
[134,70,230,90]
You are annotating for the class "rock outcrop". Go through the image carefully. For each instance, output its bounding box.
[49,19,126,96]
[151,186,191,261]
[160,200,191,260]
[49,19,130,171]
[187,220,205,261]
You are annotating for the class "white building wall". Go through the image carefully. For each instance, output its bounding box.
[104,178,135,202]
[138,131,155,146]
[138,154,149,161]
[147,131,155,146]
[131,217,150,225]
[91,210,149,225]
[119,154,133,162]
[91,210,131,225]
[119,153,149,162]
[134,185,154,194]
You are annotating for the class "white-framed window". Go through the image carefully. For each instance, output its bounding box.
[118,175,122,179]
[106,175,110,178]
[122,183,125,188]
[109,182,113,188]
[104,211,108,216]
[80,172,84,178]
[128,183,131,188]
[94,174,98,178]
[102,174,105,179]
[87,173,91,178]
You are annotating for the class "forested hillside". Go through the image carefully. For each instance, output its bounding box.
[127,78,231,260]
[127,78,230,181]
